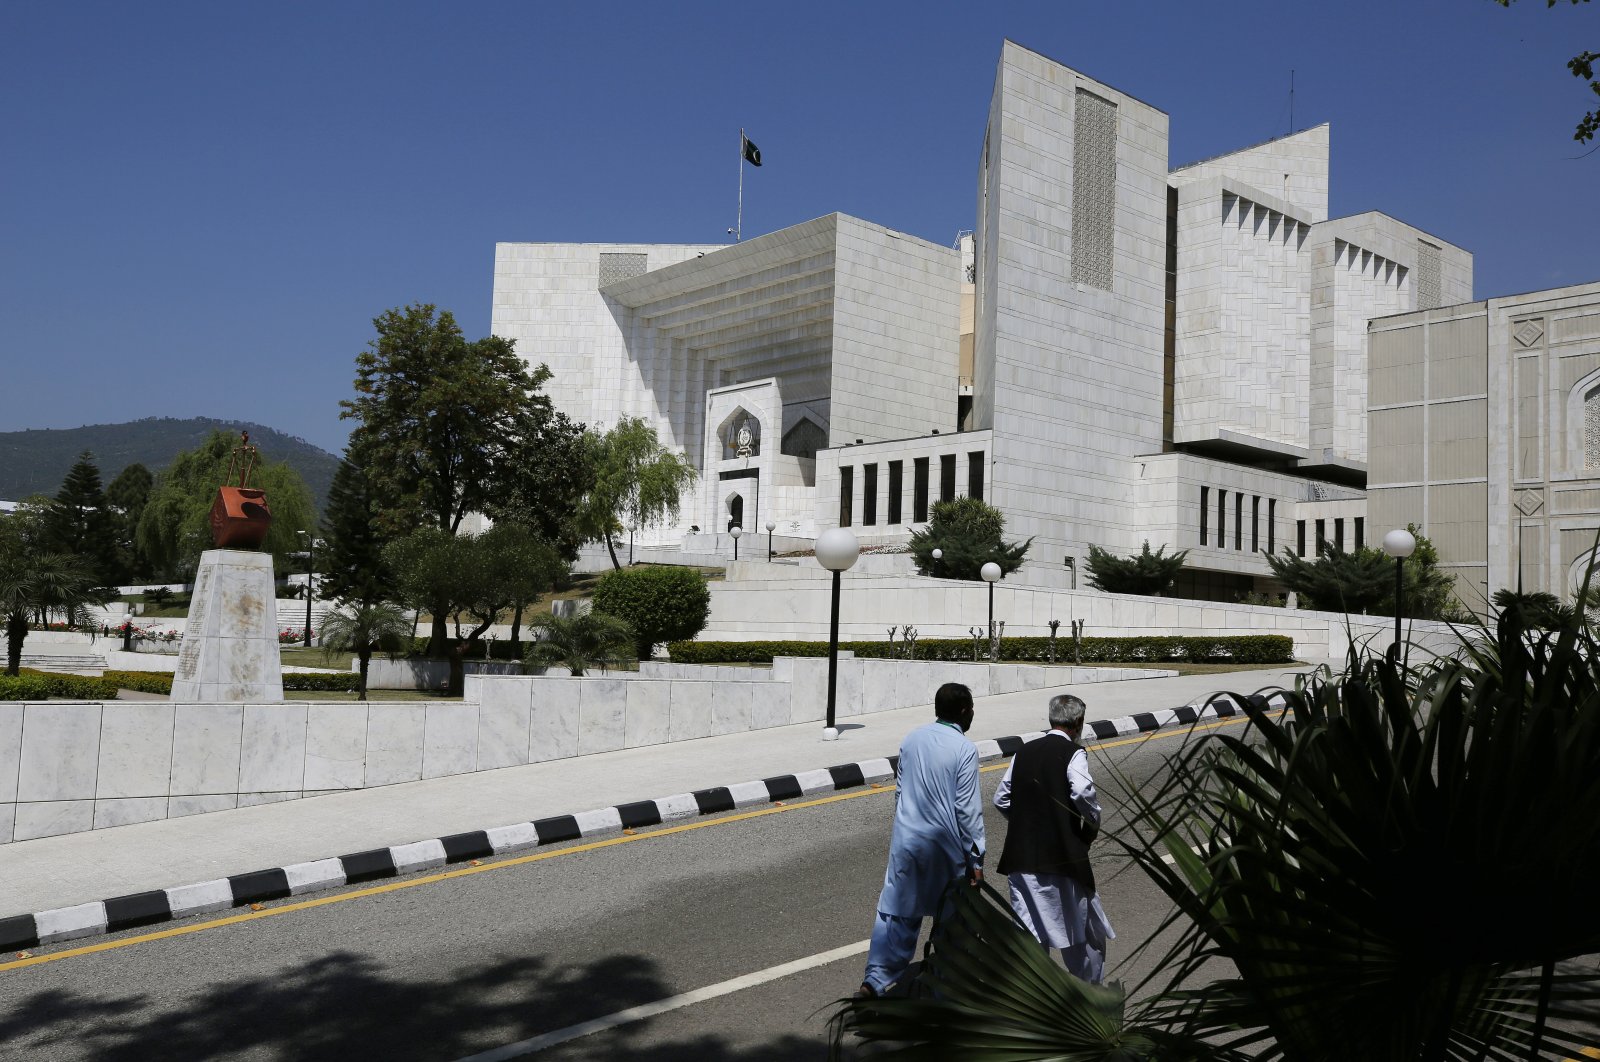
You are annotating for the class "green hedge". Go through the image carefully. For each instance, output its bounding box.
[103,670,175,695]
[665,634,1294,666]
[284,672,364,692]
[0,670,120,700]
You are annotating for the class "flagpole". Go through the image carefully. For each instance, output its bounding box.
[736,127,744,242]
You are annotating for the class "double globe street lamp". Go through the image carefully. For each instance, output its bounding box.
[1382,527,1416,651]
[816,527,861,741]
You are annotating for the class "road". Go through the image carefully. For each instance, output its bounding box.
[2,716,1587,1060]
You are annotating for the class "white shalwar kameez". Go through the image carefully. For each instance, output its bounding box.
[994,732,1115,982]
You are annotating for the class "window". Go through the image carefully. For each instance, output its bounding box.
[1268,500,1276,554]
[1354,516,1364,550]
[1235,493,1243,550]
[839,466,853,528]
[1297,519,1306,558]
[863,464,878,526]
[1200,486,1209,545]
[968,452,985,501]
[940,454,957,502]
[1218,490,1228,545]
[913,458,930,522]
[887,461,903,524]
[1586,385,1600,468]
[1334,518,1345,553]
[1251,496,1260,553]
[1315,519,1326,553]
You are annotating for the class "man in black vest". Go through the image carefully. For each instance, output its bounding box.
[994,693,1115,982]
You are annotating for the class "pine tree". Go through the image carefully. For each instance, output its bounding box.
[45,451,120,586]
[318,454,392,607]
[1084,541,1189,596]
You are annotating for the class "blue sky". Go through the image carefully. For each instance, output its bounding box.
[3,0,1595,456]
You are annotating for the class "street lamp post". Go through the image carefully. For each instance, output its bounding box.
[1382,528,1416,652]
[299,531,316,647]
[730,525,742,562]
[981,561,1002,662]
[765,520,776,561]
[931,547,943,576]
[816,528,861,740]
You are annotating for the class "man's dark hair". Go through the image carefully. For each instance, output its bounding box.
[934,682,974,721]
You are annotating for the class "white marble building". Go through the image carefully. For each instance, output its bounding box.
[490,40,1483,601]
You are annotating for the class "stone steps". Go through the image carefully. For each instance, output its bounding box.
[16,653,107,675]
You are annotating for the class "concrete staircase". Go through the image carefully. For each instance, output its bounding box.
[15,653,107,676]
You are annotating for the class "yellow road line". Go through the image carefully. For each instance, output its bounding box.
[0,713,1248,974]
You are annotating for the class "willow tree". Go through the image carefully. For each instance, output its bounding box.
[575,417,697,570]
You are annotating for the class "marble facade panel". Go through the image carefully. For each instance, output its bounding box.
[365,704,425,786]
[0,703,22,803]
[17,704,102,802]
[709,682,752,736]
[239,703,307,793]
[93,797,168,830]
[529,679,580,762]
[624,680,671,748]
[476,680,532,770]
[668,680,715,742]
[96,703,175,798]
[168,794,238,818]
[169,704,243,796]
[577,678,627,755]
[422,703,479,779]
[304,704,369,790]
[14,799,95,840]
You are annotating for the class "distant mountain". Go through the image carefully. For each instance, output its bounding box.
[0,418,341,512]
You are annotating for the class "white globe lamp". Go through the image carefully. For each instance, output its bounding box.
[816,528,861,740]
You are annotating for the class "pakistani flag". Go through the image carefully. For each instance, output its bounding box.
[742,134,761,167]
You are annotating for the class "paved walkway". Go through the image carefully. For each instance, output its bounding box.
[0,663,1325,917]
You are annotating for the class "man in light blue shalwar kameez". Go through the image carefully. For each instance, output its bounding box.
[858,682,986,998]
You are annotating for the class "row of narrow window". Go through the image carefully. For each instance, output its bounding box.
[840,452,984,527]
[1199,487,1275,553]
[1295,516,1363,557]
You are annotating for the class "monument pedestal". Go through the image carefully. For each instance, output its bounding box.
[171,549,283,703]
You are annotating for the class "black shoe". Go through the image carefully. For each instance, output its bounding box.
[853,982,878,1000]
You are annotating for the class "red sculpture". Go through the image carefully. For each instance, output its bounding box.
[208,431,272,549]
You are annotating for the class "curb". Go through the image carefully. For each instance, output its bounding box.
[0,698,1253,954]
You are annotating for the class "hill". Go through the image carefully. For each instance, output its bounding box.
[0,417,341,512]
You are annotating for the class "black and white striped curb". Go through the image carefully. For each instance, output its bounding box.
[0,697,1256,954]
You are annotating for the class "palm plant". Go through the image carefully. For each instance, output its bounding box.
[831,599,1600,1059]
[316,601,413,700]
[522,611,636,676]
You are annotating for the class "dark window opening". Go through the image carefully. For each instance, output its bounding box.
[839,466,853,528]
[1334,518,1345,553]
[1251,496,1260,553]
[887,461,903,524]
[1268,500,1276,554]
[1218,490,1228,545]
[940,454,957,503]
[863,464,878,527]
[1297,519,1306,558]
[1315,519,1326,553]
[1354,516,1364,551]
[967,452,984,501]
[1235,494,1243,550]
[913,458,930,522]
[1200,486,1209,546]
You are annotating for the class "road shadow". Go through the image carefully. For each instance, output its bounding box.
[0,950,822,1061]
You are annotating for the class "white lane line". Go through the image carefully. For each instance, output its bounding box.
[454,938,871,1060]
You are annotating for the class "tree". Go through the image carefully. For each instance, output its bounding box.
[384,524,563,695]
[44,452,120,587]
[0,505,98,675]
[523,611,637,676]
[1495,0,1598,143]
[1083,540,1189,596]
[106,462,153,580]
[317,601,413,701]
[135,430,316,578]
[1266,542,1391,613]
[575,417,697,570]
[590,565,710,660]
[908,498,1032,581]
[1491,587,1570,628]
[486,408,594,564]
[317,455,392,608]
[831,605,1600,1058]
[341,303,581,651]
[1384,525,1458,620]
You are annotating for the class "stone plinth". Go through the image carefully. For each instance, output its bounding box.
[170,550,283,703]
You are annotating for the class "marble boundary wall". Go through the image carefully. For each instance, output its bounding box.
[0,658,1157,846]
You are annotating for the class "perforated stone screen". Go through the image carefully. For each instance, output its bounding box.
[598,252,648,287]
[1585,386,1600,469]
[1071,89,1117,291]
[1416,240,1441,309]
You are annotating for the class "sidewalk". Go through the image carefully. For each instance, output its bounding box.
[0,663,1321,918]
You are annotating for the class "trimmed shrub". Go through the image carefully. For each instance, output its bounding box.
[665,634,1294,666]
[284,672,364,692]
[0,670,120,700]
[102,670,174,695]
[592,566,711,659]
